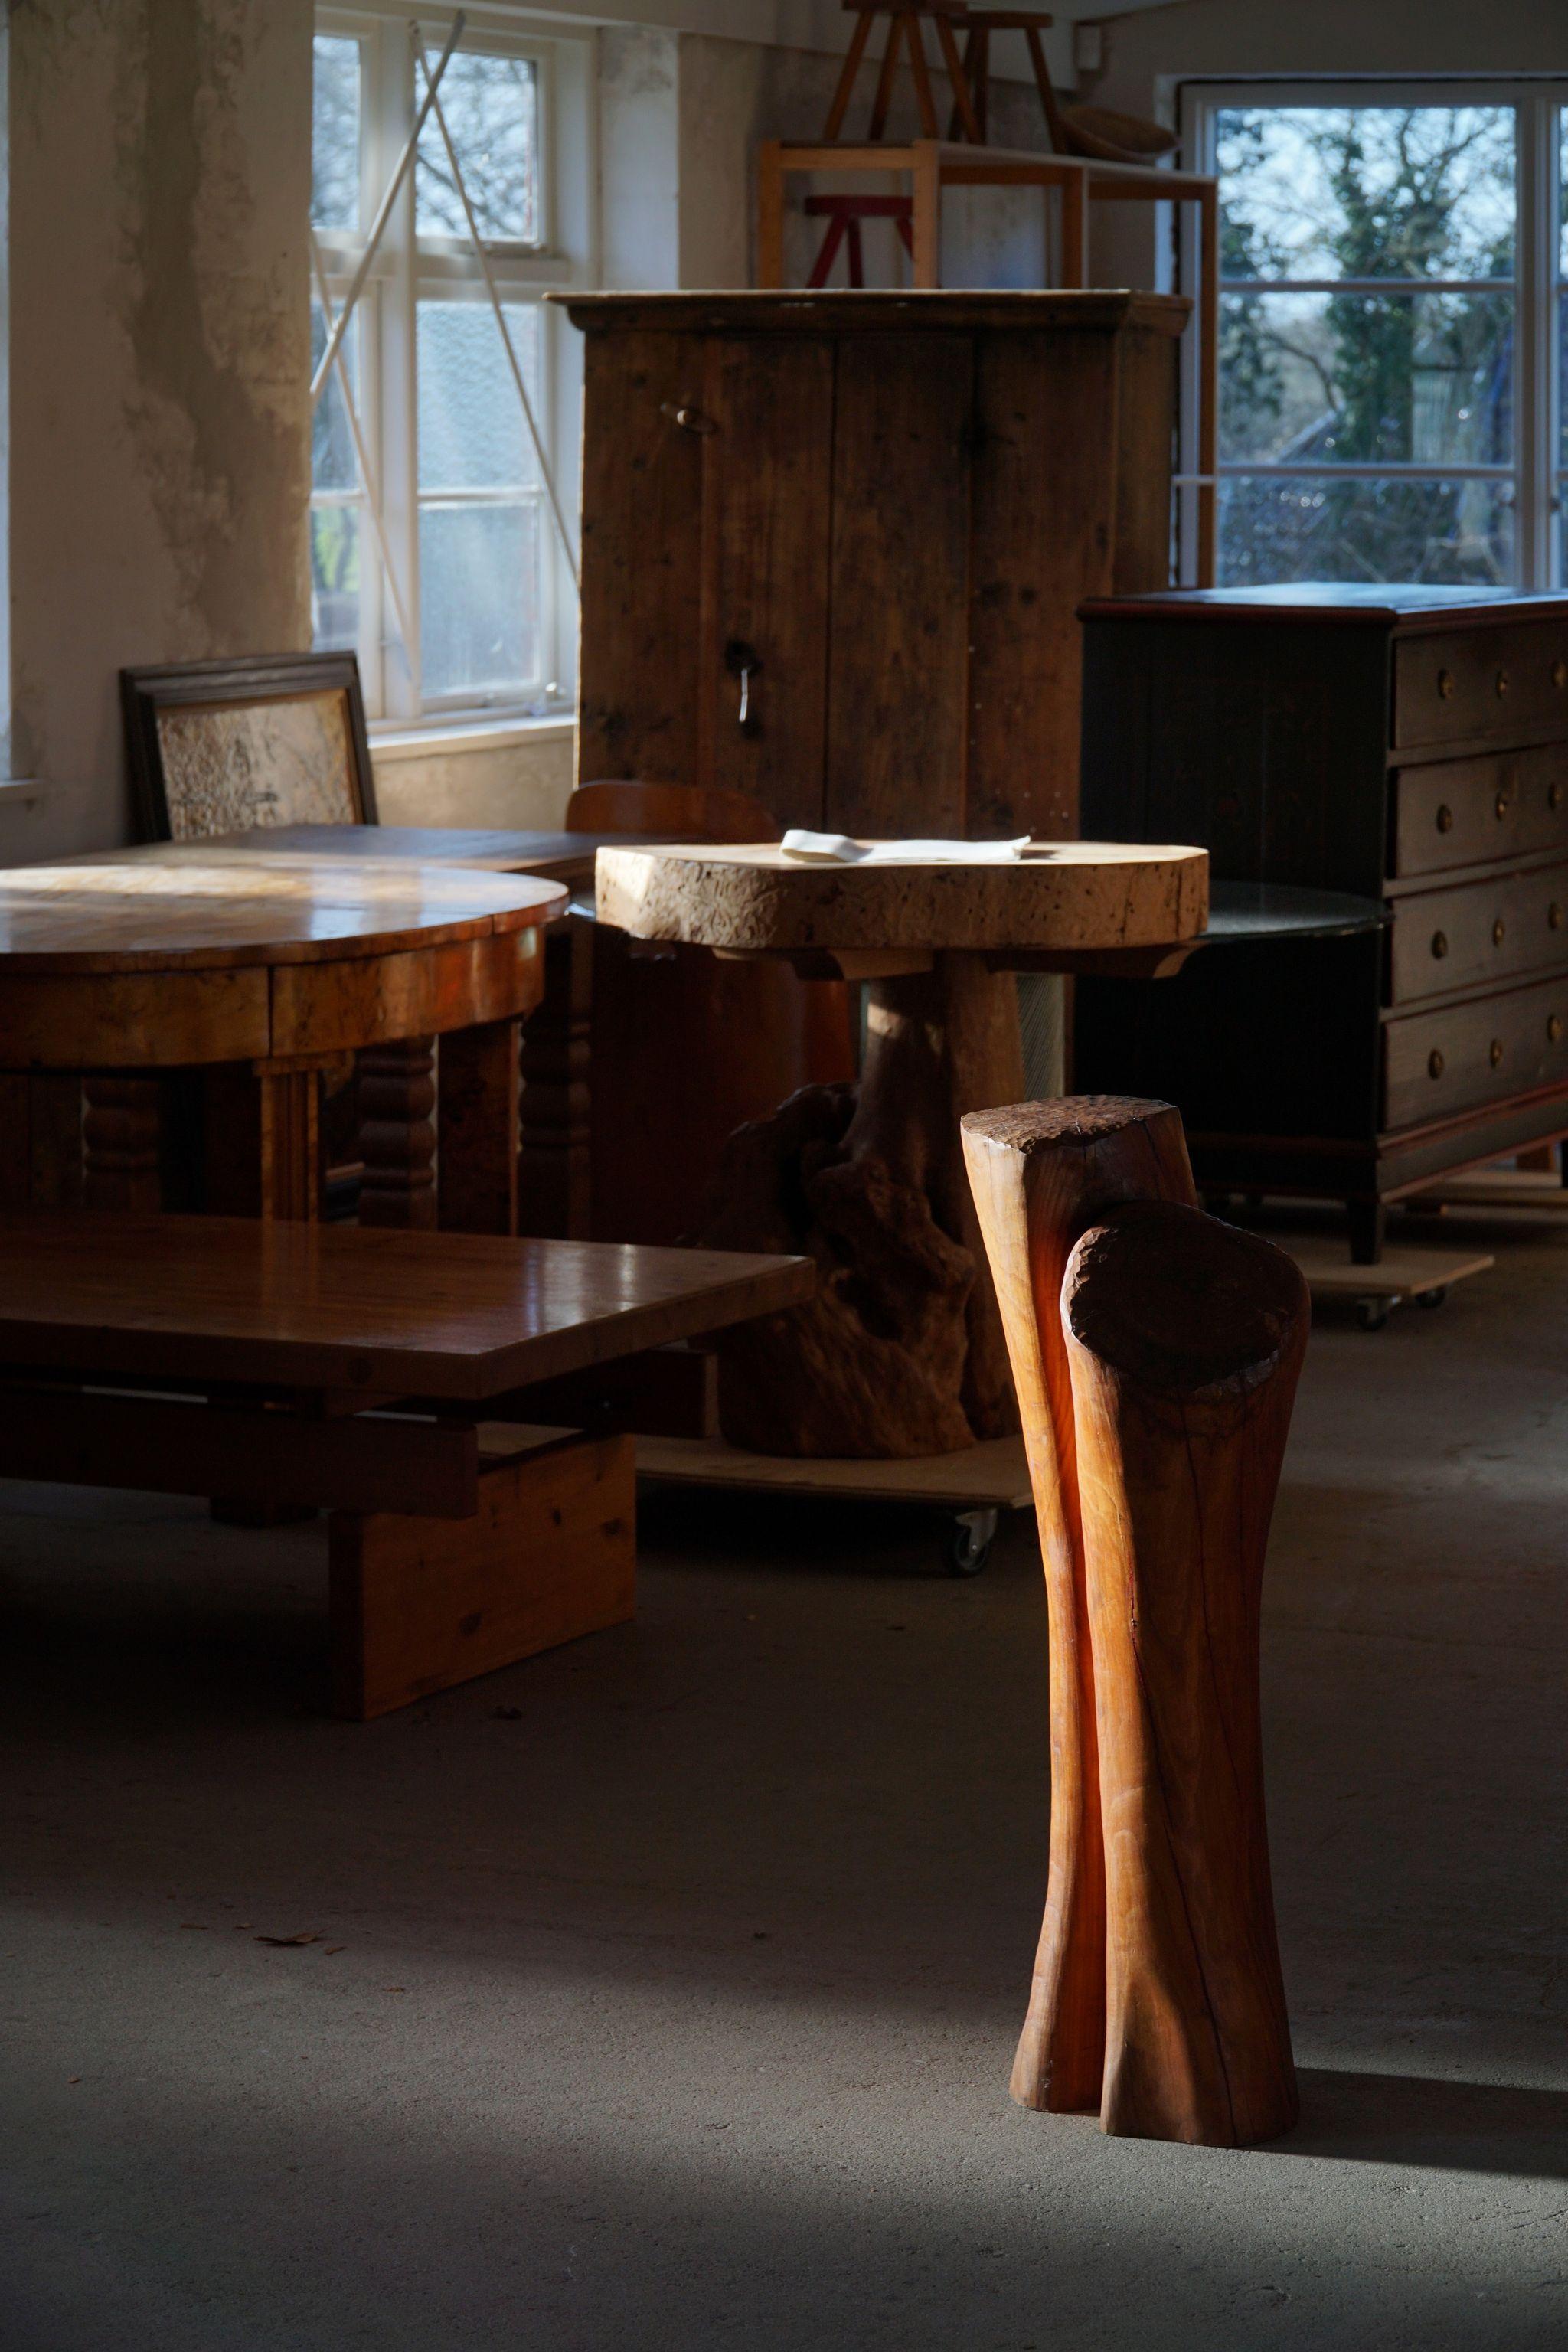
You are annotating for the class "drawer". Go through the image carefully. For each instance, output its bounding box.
[1392,745,1568,877]
[1389,864,1568,1004]
[1393,622,1568,750]
[1383,973,1568,1129]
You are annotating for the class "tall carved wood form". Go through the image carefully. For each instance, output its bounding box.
[963,1099,1305,2145]
[1064,1203,1305,2145]
[962,1098,1197,2113]
[358,1039,437,1230]
[703,956,1024,1457]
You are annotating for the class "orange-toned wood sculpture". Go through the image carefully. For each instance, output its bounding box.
[962,1097,1305,2145]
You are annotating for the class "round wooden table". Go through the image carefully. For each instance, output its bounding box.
[0,857,566,1224]
[596,838,1208,1456]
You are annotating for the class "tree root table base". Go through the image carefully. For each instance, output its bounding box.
[598,840,1208,1462]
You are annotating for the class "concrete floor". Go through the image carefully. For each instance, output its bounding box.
[2,1208,1567,2350]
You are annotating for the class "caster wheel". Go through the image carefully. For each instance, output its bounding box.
[1416,1285,1449,1310]
[946,1508,997,1577]
[1355,1298,1391,1332]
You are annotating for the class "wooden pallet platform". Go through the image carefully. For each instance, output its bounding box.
[635,1432,1033,1511]
[1415,1169,1568,1213]
[1284,1236,1494,1312]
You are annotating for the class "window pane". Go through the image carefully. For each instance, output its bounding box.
[417,302,541,491]
[1220,289,1512,464]
[311,507,361,652]
[1217,475,1513,588]
[416,51,540,243]
[418,502,541,697]
[312,35,361,232]
[311,302,359,492]
[1218,107,1514,282]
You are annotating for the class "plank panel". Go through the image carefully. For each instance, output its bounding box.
[328,1431,635,1719]
[577,332,705,786]
[968,329,1119,841]
[701,337,834,827]
[825,333,974,835]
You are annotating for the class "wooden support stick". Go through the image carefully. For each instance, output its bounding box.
[961,1097,1197,2112]
[1063,1200,1305,2145]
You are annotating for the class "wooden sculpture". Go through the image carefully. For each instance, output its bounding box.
[962,1098,1305,2145]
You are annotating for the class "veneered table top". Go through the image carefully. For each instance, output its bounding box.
[0,856,567,974]
[0,1214,815,1400]
[74,825,643,888]
[596,840,1209,956]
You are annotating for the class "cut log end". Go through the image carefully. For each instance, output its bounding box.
[962,1094,1183,1156]
[1063,1201,1308,1396]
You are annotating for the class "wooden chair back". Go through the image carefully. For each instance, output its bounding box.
[567,780,780,844]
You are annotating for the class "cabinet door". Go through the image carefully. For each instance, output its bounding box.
[577,333,705,786]
[968,329,1118,841]
[698,337,834,829]
[825,333,973,836]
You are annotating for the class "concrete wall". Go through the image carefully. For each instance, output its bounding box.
[3,0,313,864]
[0,4,1064,860]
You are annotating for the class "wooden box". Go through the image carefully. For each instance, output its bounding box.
[558,291,1185,841]
[1073,585,1568,1257]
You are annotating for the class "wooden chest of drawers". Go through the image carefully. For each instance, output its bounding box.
[1073,585,1568,1259]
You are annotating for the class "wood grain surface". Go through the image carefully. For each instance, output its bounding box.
[962,1097,1197,2114]
[0,857,564,971]
[0,1213,815,1400]
[1064,1202,1305,2145]
[597,841,1208,956]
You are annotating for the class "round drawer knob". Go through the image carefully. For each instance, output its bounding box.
[1432,929,1449,959]
[1555,662,1567,689]
[1552,903,1564,930]
[1494,918,1507,946]
[1490,1038,1505,1067]
[1553,781,1565,812]
[1438,668,1455,700]
[1436,803,1454,833]
[1496,670,1511,697]
[1550,1015,1563,1045]
[1496,792,1511,821]
[1429,1049,1446,1080]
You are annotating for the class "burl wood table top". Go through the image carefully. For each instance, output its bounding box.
[596,840,1209,956]
[0,1214,815,1400]
[0,856,567,974]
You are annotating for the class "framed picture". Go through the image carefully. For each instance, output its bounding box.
[119,652,378,841]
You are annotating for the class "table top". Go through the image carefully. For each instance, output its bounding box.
[76,825,640,888]
[0,856,567,974]
[1200,882,1387,945]
[596,839,1209,956]
[0,1214,815,1401]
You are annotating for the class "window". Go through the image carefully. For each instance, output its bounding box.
[310,11,594,726]
[1179,85,1568,591]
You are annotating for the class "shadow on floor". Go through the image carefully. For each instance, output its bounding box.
[1291,2067,1568,2178]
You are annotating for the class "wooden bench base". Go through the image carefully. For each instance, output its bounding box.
[328,1429,635,1720]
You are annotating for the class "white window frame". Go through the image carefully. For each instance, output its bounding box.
[1177,80,1568,592]
[312,4,597,730]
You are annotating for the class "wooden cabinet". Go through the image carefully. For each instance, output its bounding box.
[1072,585,1568,1259]
[558,291,1185,840]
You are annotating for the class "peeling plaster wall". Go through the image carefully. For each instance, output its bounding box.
[5,0,312,860]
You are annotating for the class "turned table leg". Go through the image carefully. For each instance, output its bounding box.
[962,1098,1198,2114]
[83,1075,163,1211]
[438,1018,521,1236]
[1063,1201,1305,2146]
[358,1038,437,1229]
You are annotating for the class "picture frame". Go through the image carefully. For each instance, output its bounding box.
[119,651,378,841]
